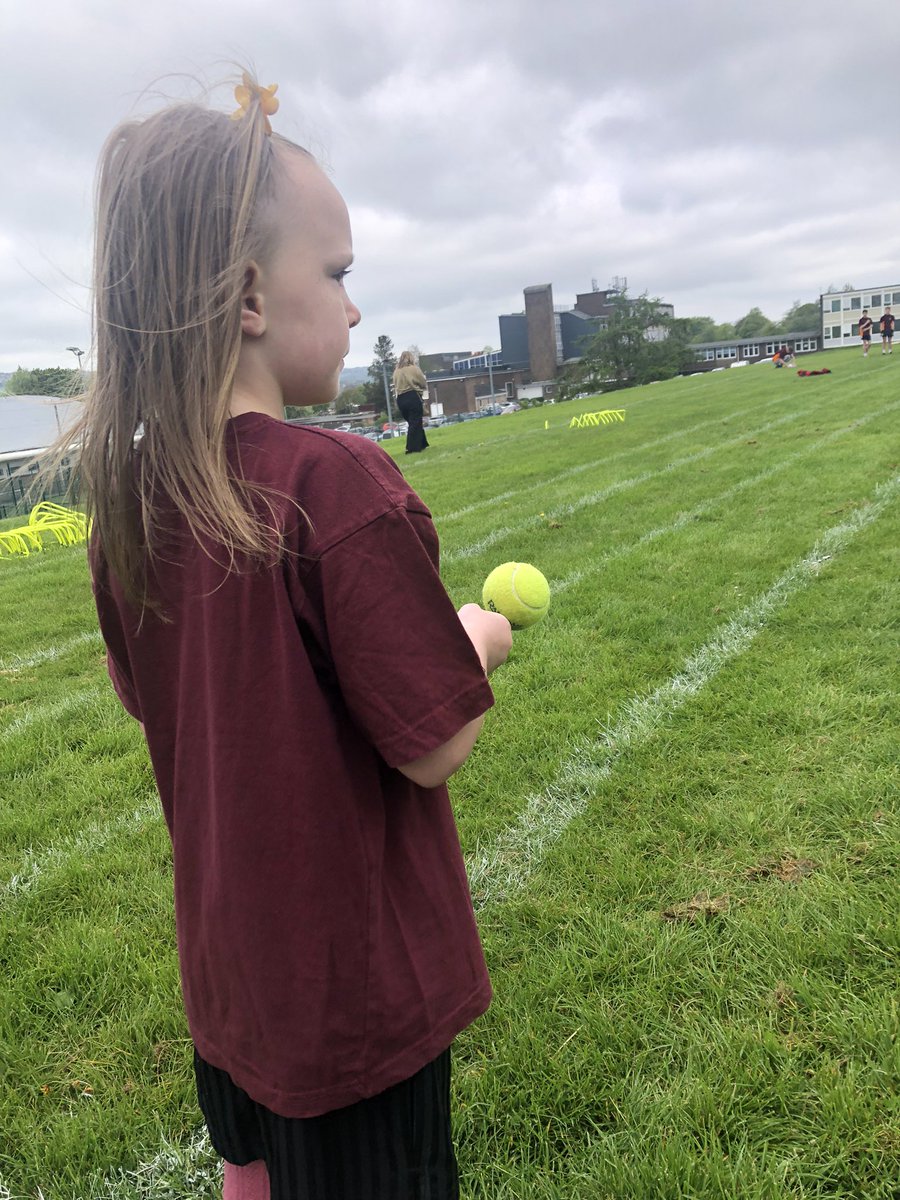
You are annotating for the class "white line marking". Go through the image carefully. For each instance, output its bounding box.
[0,794,160,909]
[1,684,108,739]
[435,391,792,523]
[85,1129,219,1199]
[554,400,900,595]
[443,406,804,565]
[0,629,103,674]
[466,469,900,910]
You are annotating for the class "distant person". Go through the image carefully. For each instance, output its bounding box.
[858,310,873,356]
[880,306,894,354]
[392,350,430,453]
[780,345,795,367]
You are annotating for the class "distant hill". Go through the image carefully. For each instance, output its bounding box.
[339,366,369,389]
[0,372,12,393]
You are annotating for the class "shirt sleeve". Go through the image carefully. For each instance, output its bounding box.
[316,505,494,768]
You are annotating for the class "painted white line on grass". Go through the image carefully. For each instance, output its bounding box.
[435,391,793,523]
[85,1128,219,1200]
[554,400,900,595]
[466,469,900,910]
[1,684,107,738]
[443,406,804,565]
[0,793,160,909]
[0,629,103,674]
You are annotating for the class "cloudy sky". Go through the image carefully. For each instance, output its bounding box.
[2,0,898,373]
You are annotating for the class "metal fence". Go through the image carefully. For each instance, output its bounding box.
[0,453,75,521]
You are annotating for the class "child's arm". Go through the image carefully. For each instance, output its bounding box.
[397,604,511,789]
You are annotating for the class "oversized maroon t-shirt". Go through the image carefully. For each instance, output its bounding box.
[91,414,494,1118]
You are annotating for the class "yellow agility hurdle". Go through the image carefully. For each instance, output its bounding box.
[0,503,90,559]
[569,409,625,429]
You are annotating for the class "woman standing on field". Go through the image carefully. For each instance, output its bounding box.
[392,350,429,453]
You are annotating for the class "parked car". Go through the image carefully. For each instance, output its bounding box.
[499,402,521,414]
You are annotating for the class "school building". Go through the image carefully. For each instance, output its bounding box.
[819,283,900,348]
[425,280,673,414]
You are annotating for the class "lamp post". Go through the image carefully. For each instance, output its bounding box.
[483,345,495,408]
[66,346,85,373]
[381,361,395,434]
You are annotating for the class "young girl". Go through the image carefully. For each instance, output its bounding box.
[79,74,511,1200]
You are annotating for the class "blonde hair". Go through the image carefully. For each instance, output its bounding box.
[66,80,309,609]
[396,350,417,368]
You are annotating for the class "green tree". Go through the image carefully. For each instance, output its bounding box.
[6,365,83,396]
[675,316,719,343]
[733,307,776,338]
[561,293,690,395]
[363,335,397,409]
[779,300,820,333]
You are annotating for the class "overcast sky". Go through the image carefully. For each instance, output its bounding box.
[2,0,898,373]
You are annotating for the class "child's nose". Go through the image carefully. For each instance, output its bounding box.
[346,297,361,328]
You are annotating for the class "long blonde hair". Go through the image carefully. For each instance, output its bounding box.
[69,82,307,609]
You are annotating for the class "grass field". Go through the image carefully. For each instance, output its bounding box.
[1,346,898,1198]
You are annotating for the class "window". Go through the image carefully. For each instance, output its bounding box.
[823,327,831,339]
[703,349,716,361]
[871,294,881,307]
[893,292,900,304]
[851,297,861,310]
[742,344,760,357]
[843,327,852,338]
[715,346,737,359]
[831,299,841,312]
[764,342,782,355]
[795,339,818,351]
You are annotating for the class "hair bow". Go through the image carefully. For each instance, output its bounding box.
[231,73,279,134]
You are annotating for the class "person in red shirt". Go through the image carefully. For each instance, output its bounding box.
[78,74,512,1200]
[880,306,894,353]
[859,310,873,356]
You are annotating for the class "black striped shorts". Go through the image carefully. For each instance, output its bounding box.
[194,1047,459,1200]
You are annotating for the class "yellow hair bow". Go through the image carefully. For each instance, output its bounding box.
[231,73,280,134]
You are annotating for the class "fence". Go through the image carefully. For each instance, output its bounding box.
[0,452,75,521]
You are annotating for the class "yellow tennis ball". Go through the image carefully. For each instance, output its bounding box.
[482,562,550,629]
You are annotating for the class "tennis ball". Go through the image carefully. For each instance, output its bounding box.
[482,562,550,629]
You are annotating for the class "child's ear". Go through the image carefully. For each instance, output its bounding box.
[240,262,266,337]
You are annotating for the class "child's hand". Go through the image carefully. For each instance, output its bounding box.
[458,603,513,675]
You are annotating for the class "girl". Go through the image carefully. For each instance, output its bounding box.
[78,74,511,1200]
[392,350,430,454]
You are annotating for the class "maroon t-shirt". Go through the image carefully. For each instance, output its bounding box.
[91,414,494,1118]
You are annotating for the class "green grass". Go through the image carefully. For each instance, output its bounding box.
[1,348,898,1198]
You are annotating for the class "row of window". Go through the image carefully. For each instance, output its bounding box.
[699,339,818,361]
[827,291,900,313]
[452,350,502,373]
[825,324,893,339]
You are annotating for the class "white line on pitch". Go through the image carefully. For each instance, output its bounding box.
[443,406,804,565]
[0,629,103,674]
[1,684,109,739]
[0,793,160,910]
[554,400,900,595]
[434,390,793,523]
[465,469,900,910]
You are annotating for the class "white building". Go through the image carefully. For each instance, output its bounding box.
[820,284,900,349]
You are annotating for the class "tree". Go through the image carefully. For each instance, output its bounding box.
[561,292,690,395]
[362,335,397,409]
[6,365,83,396]
[675,316,719,343]
[779,300,820,333]
[733,307,777,338]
